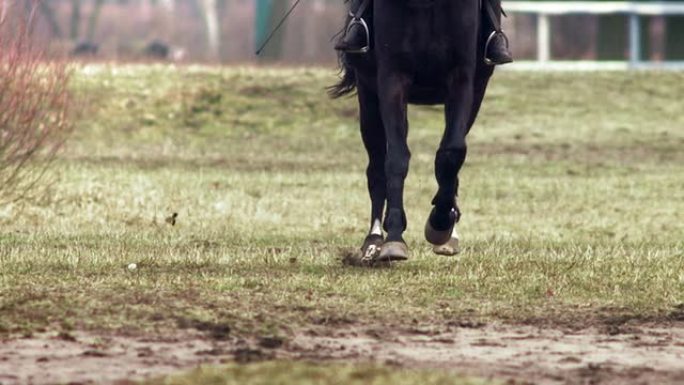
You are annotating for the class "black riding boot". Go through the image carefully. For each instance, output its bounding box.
[483,0,513,65]
[485,32,513,65]
[334,0,370,53]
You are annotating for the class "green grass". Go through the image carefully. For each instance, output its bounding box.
[0,65,683,339]
[143,362,492,385]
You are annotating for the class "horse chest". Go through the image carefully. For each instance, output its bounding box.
[375,3,476,77]
[385,42,463,86]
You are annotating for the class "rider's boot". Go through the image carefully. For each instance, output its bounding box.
[334,0,371,53]
[485,32,513,65]
[483,0,513,65]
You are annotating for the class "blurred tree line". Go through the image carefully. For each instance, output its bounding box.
[1,0,682,62]
[0,0,345,62]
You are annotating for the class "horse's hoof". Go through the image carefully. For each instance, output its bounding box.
[361,234,384,262]
[433,237,460,256]
[424,215,454,246]
[377,241,409,262]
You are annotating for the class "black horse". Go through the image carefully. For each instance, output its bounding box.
[331,0,496,262]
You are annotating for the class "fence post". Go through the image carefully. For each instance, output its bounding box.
[628,13,641,67]
[537,13,551,62]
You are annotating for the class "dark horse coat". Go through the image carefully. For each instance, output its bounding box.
[331,0,495,262]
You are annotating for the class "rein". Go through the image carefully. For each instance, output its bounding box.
[255,0,303,56]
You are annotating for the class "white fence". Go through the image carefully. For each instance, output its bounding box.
[504,1,684,70]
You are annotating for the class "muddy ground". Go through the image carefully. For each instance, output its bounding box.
[2,321,684,385]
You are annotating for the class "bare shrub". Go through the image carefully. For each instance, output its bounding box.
[0,12,72,205]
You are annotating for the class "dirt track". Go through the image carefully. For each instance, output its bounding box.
[292,322,684,385]
[2,322,684,385]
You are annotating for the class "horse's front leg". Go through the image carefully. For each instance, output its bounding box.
[376,67,412,261]
[357,80,386,261]
[425,67,475,256]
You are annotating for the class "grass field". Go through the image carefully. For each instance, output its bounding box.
[0,66,683,383]
[143,362,491,385]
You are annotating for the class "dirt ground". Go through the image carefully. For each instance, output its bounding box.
[2,321,684,385]
[292,322,684,385]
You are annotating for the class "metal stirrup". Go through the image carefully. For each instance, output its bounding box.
[483,30,510,66]
[345,0,372,53]
[345,14,371,54]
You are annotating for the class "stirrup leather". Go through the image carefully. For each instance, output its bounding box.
[484,30,510,66]
[345,13,371,54]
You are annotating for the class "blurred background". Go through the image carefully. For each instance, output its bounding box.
[1,0,683,63]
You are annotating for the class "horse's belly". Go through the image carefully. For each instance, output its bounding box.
[408,85,447,105]
[408,63,450,105]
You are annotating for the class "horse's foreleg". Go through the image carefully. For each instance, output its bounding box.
[358,81,386,260]
[466,68,494,133]
[376,69,411,261]
[425,68,475,255]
